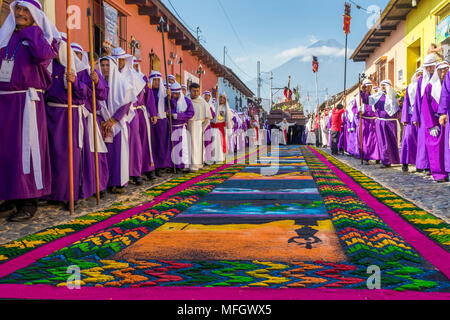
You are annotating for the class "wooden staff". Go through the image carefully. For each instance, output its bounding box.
[66,0,74,214]
[358,74,364,165]
[87,0,100,205]
[159,17,176,174]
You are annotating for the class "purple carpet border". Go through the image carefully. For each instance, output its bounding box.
[309,147,450,279]
[0,284,449,300]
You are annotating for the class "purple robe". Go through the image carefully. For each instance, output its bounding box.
[373,94,400,165]
[438,71,450,173]
[345,104,358,156]
[400,85,418,165]
[337,114,346,151]
[44,60,89,202]
[411,75,430,170]
[356,91,381,161]
[106,101,132,187]
[79,69,109,198]
[421,83,447,180]
[150,88,172,169]
[136,77,157,175]
[264,121,271,145]
[204,105,216,162]
[168,96,194,169]
[0,26,58,200]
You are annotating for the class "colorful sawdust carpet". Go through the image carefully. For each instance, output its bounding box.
[0,145,448,300]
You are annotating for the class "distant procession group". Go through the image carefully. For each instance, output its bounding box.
[304,53,450,184]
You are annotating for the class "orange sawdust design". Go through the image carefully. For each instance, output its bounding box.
[115,220,347,263]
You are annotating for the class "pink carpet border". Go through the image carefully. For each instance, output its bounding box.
[0,147,265,281]
[0,284,449,300]
[309,147,450,279]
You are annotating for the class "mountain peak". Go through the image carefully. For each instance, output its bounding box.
[308,39,344,49]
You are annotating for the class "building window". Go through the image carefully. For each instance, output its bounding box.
[93,0,127,56]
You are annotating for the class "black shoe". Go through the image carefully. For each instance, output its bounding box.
[0,201,15,213]
[375,160,381,164]
[64,201,79,212]
[7,200,37,222]
[380,164,391,168]
[416,169,424,173]
[111,186,126,194]
[100,190,106,199]
[155,169,162,177]
[145,172,155,180]
[132,176,143,186]
[402,164,409,172]
[425,169,432,176]
[436,178,449,183]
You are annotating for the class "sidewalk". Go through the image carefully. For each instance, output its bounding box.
[319,147,450,223]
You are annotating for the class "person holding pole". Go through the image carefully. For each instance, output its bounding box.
[330,96,347,155]
[149,70,171,176]
[98,55,136,194]
[167,82,194,171]
[400,68,422,172]
[71,44,108,200]
[43,34,89,211]
[370,79,400,168]
[133,58,157,181]
[356,79,380,165]
[0,0,59,221]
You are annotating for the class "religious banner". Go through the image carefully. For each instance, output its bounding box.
[104,2,119,47]
[343,2,351,35]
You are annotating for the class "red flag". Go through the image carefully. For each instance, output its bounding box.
[312,56,319,73]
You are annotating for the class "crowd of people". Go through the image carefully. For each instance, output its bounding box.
[0,1,265,222]
[304,53,450,184]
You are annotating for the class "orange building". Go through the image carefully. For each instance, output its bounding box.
[0,0,252,98]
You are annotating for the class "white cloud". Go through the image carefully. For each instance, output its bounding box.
[308,35,319,44]
[276,45,354,63]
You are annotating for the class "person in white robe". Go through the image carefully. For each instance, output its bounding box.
[188,83,213,171]
[210,93,233,163]
[276,118,296,145]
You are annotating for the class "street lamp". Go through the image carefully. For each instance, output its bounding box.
[196,64,206,91]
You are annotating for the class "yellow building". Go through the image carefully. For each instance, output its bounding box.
[405,0,449,82]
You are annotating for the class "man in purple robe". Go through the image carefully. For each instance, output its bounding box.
[44,36,90,209]
[420,62,449,182]
[358,80,381,165]
[0,0,59,222]
[400,68,422,172]
[149,71,171,176]
[412,54,438,174]
[133,59,157,180]
[167,82,194,170]
[370,79,400,168]
[99,56,135,194]
[346,99,359,157]
[71,47,109,198]
[438,65,450,175]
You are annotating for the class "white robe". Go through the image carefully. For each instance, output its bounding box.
[320,115,330,147]
[189,96,213,170]
[306,118,316,145]
[276,121,295,145]
[211,103,233,163]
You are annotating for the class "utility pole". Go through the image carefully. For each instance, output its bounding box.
[269,71,273,109]
[257,61,261,100]
[223,46,227,66]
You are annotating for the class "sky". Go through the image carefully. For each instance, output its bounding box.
[160,0,390,95]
